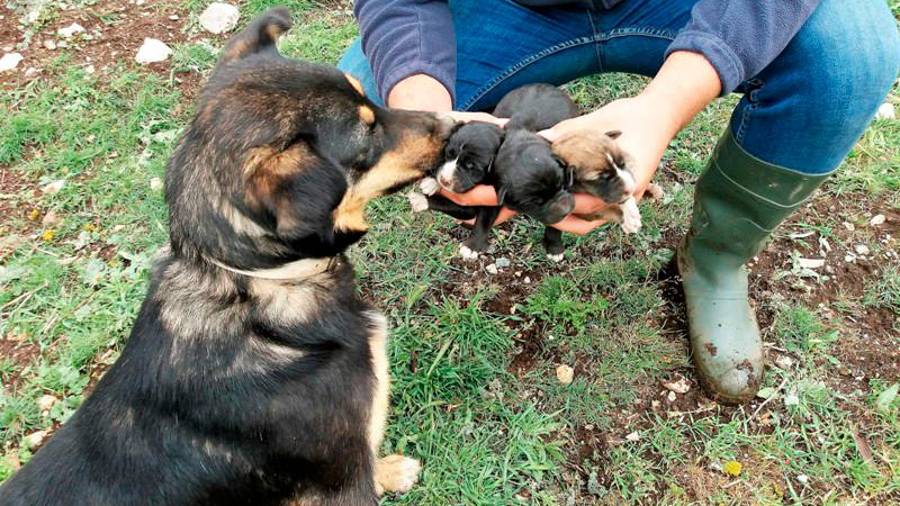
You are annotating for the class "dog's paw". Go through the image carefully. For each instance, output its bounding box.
[546,253,564,263]
[459,244,479,261]
[419,177,439,196]
[374,455,421,496]
[620,198,642,234]
[645,183,664,201]
[407,192,429,213]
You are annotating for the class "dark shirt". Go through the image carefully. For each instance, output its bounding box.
[354,0,822,105]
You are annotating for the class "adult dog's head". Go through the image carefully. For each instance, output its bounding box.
[165,8,455,271]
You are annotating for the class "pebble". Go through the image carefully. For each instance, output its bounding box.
[523,276,531,284]
[662,376,691,394]
[41,210,60,226]
[797,258,825,269]
[42,179,65,194]
[43,39,57,50]
[37,395,58,412]
[0,52,23,72]
[854,244,870,256]
[168,14,180,21]
[555,365,574,385]
[149,177,163,191]
[625,431,640,442]
[869,214,885,226]
[135,38,172,64]
[199,3,240,34]
[57,22,85,38]
[844,253,856,263]
[875,102,896,120]
[797,474,809,485]
[842,221,855,232]
[667,391,677,403]
[24,430,47,449]
[485,263,498,275]
[495,257,510,269]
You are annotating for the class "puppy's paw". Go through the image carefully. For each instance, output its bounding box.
[407,192,429,213]
[546,253,564,263]
[645,183,664,201]
[459,244,479,261]
[374,455,421,496]
[620,198,642,234]
[419,177,439,196]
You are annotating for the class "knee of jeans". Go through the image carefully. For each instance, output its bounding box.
[785,0,899,118]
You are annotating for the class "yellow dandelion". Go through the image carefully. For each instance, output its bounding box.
[29,209,41,221]
[41,229,56,242]
[723,460,743,477]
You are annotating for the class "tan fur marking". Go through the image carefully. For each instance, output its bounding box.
[333,136,442,232]
[359,105,376,125]
[344,73,366,96]
[551,130,619,181]
[366,311,390,455]
[265,23,284,43]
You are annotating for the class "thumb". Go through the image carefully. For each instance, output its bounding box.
[538,127,562,143]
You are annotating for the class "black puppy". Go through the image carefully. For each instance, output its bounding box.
[0,9,454,506]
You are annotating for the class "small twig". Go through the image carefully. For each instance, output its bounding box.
[748,375,790,423]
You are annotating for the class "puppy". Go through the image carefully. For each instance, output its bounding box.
[0,9,454,506]
[551,129,643,235]
[418,84,580,261]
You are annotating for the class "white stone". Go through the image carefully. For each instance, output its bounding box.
[135,38,172,64]
[485,263,498,275]
[57,22,85,38]
[37,395,58,412]
[555,365,574,385]
[42,179,65,194]
[149,177,163,191]
[0,52,23,72]
[199,3,240,34]
[168,14,180,21]
[666,390,677,403]
[774,355,794,370]
[797,474,809,485]
[43,39,57,50]
[869,214,886,226]
[625,431,641,442]
[495,257,510,269]
[24,430,47,449]
[854,244,870,256]
[875,102,895,120]
[797,258,825,269]
[662,376,691,394]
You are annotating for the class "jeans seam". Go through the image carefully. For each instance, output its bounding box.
[596,27,678,42]
[734,79,764,143]
[460,37,595,111]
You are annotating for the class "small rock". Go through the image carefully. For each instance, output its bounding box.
[624,431,640,442]
[854,244,870,256]
[797,258,825,269]
[523,276,531,284]
[199,3,240,34]
[842,221,855,231]
[666,391,677,403]
[41,210,60,226]
[37,394,58,412]
[651,400,661,409]
[0,52,23,72]
[774,355,794,370]
[168,14,180,21]
[84,64,94,74]
[844,253,856,263]
[149,177,163,191]
[24,430,47,449]
[42,179,65,194]
[784,390,800,407]
[24,67,39,78]
[662,376,691,394]
[135,38,172,64]
[869,214,885,227]
[555,365,574,385]
[57,22,85,38]
[797,474,809,485]
[43,39,57,50]
[495,257,510,269]
[485,263,498,275]
[875,102,896,120]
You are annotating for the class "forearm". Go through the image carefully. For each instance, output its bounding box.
[639,51,721,136]
[388,74,452,111]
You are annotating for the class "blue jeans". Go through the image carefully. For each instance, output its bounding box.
[338,0,899,174]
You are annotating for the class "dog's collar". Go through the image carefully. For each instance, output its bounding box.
[206,256,334,280]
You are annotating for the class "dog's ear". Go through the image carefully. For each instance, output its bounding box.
[497,185,508,206]
[547,190,576,220]
[218,7,292,65]
[243,140,354,249]
[605,130,622,140]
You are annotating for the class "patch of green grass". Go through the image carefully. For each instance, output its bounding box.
[863,264,900,312]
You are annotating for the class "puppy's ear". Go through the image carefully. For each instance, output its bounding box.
[219,7,292,65]
[546,191,576,223]
[497,186,508,206]
[605,130,622,140]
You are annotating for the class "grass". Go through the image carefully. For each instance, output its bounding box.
[1,2,898,503]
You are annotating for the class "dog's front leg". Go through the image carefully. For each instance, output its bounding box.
[460,206,501,261]
[365,313,421,497]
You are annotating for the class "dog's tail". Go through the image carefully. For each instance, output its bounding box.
[219,7,293,65]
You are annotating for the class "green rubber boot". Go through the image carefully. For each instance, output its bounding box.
[677,130,833,404]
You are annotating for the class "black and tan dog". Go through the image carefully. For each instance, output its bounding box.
[0,8,454,506]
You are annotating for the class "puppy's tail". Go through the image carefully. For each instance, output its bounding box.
[219,7,293,65]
